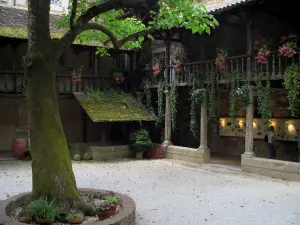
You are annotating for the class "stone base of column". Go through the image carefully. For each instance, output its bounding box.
[197,146,210,163]
[242,152,255,158]
[162,140,172,146]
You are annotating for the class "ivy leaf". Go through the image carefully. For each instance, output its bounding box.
[147,34,154,41]
[138,36,145,43]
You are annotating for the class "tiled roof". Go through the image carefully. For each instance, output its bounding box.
[203,0,256,13]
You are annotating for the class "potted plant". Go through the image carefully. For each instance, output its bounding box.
[66,212,84,224]
[30,199,59,224]
[18,205,32,224]
[131,129,153,159]
[94,201,113,221]
[106,194,118,215]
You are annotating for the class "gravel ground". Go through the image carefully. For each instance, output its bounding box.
[0,159,300,225]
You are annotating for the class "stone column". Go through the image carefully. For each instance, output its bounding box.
[163,89,172,146]
[198,89,210,163]
[243,86,255,157]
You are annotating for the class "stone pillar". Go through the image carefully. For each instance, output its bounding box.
[163,89,172,146]
[243,86,255,157]
[198,89,210,163]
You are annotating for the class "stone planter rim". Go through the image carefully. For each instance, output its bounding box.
[0,188,135,225]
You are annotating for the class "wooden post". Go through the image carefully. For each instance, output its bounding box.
[243,86,255,157]
[246,14,253,77]
[243,13,255,158]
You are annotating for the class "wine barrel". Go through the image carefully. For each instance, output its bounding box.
[12,138,27,159]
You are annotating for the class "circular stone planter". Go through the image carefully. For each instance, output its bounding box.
[0,188,135,225]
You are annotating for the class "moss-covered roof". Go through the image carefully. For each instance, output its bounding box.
[73,91,155,122]
[0,26,64,40]
[0,26,106,47]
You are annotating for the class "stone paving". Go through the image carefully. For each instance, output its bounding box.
[0,159,300,225]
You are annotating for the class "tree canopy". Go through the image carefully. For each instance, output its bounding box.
[57,0,218,55]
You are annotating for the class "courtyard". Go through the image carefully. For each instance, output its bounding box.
[0,159,299,225]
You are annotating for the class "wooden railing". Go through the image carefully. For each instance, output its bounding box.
[139,52,300,87]
[0,71,115,95]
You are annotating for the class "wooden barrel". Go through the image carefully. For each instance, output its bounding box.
[12,138,27,159]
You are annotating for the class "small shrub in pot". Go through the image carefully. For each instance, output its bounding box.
[131,129,152,159]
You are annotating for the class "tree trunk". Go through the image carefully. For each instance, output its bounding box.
[27,0,78,207]
[28,62,78,205]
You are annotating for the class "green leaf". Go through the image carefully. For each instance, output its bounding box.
[147,34,154,41]
[138,36,145,43]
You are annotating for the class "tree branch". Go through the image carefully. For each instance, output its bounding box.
[116,27,156,48]
[86,23,118,48]
[69,0,78,28]
[116,10,133,20]
[60,0,159,50]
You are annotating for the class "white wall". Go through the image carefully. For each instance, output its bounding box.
[0,0,69,13]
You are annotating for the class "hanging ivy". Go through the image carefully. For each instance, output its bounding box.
[156,81,165,128]
[142,79,154,115]
[170,73,178,131]
[255,71,271,121]
[236,85,251,108]
[189,74,203,138]
[207,72,218,121]
[284,63,300,116]
[229,72,239,119]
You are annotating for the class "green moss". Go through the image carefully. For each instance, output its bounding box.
[0,26,63,39]
[74,91,155,122]
[0,26,104,47]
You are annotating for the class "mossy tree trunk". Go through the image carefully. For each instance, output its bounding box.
[26,0,78,205]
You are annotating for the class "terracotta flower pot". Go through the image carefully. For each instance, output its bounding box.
[68,218,84,224]
[18,217,32,223]
[96,209,111,221]
[110,205,117,215]
[36,218,54,224]
[135,151,143,159]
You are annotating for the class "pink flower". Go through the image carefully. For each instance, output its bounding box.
[255,41,260,45]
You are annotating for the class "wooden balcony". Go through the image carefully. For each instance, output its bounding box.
[0,71,115,97]
[141,52,299,87]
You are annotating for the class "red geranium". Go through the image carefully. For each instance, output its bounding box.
[71,66,83,83]
[279,34,297,58]
[152,56,164,76]
[215,47,228,69]
[112,72,125,83]
[254,38,272,64]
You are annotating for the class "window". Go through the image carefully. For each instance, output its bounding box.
[50,0,61,6]
[115,53,126,69]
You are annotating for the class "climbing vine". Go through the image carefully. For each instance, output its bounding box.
[189,74,203,138]
[229,72,239,119]
[156,81,165,128]
[284,63,300,116]
[236,85,251,108]
[207,72,218,121]
[255,71,271,121]
[142,79,153,111]
[170,73,178,131]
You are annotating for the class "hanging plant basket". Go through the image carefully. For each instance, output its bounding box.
[70,65,83,83]
[174,53,185,72]
[215,47,228,70]
[254,38,272,64]
[112,72,125,83]
[279,34,297,58]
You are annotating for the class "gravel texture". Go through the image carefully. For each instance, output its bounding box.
[0,159,300,225]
